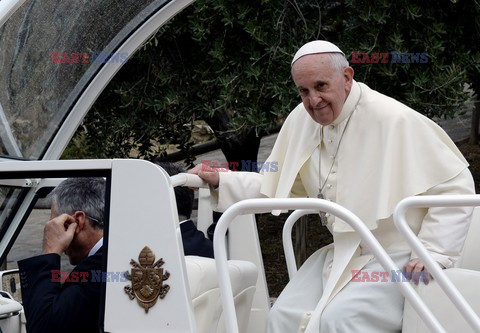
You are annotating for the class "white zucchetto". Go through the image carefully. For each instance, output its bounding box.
[292,40,345,65]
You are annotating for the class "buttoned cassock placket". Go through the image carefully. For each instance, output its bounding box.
[299,100,355,229]
[293,105,354,288]
[293,113,409,333]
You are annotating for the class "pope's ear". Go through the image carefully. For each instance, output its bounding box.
[344,66,354,82]
[343,66,354,93]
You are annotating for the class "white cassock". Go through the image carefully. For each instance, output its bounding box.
[209,80,475,332]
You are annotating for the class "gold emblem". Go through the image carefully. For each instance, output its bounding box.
[124,246,170,313]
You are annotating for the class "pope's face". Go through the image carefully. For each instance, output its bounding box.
[292,54,353,125]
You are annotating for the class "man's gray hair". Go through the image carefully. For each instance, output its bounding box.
[49,177,106,229]
[329,53,349,73]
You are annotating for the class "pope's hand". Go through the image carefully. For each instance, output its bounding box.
[42,214,77,255]
[188,164,219,187]
[404,258,434,285]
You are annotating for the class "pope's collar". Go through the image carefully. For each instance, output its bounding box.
[328,80,361,127]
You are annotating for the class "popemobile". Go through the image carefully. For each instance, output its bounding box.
[0,0,479,332]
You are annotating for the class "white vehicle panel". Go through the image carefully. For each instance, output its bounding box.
[105,159,197,332]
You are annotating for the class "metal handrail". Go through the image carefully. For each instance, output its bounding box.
[170,172,209,188]
[282,209,318,280]
[213,198,446,333]
[394,195,480,332]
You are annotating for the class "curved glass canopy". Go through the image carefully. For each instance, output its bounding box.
[0,0,173,159]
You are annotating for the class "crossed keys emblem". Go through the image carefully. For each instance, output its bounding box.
[124,246,170,313]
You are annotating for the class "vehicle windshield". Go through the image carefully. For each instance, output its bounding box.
[0,184,27,245]
[0,186,25,226]
[0,0,166,159]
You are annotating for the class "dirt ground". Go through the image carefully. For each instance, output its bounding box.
[257,140,480,298]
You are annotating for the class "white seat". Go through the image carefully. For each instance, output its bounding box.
[196,186,271,333]
[456,206,480,270]
[185,256,258,333]
[178,173,270,333]
[402,207,480,332]
[402,268,480,333]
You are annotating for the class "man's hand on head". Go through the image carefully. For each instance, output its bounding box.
[188,164,220,187]
[42,214,77,255]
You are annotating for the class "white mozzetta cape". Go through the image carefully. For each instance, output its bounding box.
[260,80,468,232]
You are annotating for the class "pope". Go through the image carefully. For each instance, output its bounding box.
[190,40,475,332]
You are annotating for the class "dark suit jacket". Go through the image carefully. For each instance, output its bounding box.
[18,248,103,333]
[180,220,214,258]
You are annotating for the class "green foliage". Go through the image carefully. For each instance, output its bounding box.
[340,0,479,119]
[66,0,344,163]
[64,0,479,163]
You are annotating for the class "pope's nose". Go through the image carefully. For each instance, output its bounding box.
[309,94,323,107]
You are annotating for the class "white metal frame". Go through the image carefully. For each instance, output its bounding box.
[213,198,446,333]
[282,209,318,280]
[0,0,27,28]
[394,195,480,333]
[0,102,22,158]
[170,173,207,188]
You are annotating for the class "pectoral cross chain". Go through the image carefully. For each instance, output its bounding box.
[317,192,328,226]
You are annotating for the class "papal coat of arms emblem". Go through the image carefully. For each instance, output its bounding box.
[124,246,170,313]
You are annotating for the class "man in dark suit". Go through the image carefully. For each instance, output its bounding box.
[157,162,214,258]
[18,177,105,333]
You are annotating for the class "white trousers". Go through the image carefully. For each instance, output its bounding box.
[267,247,410,333]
